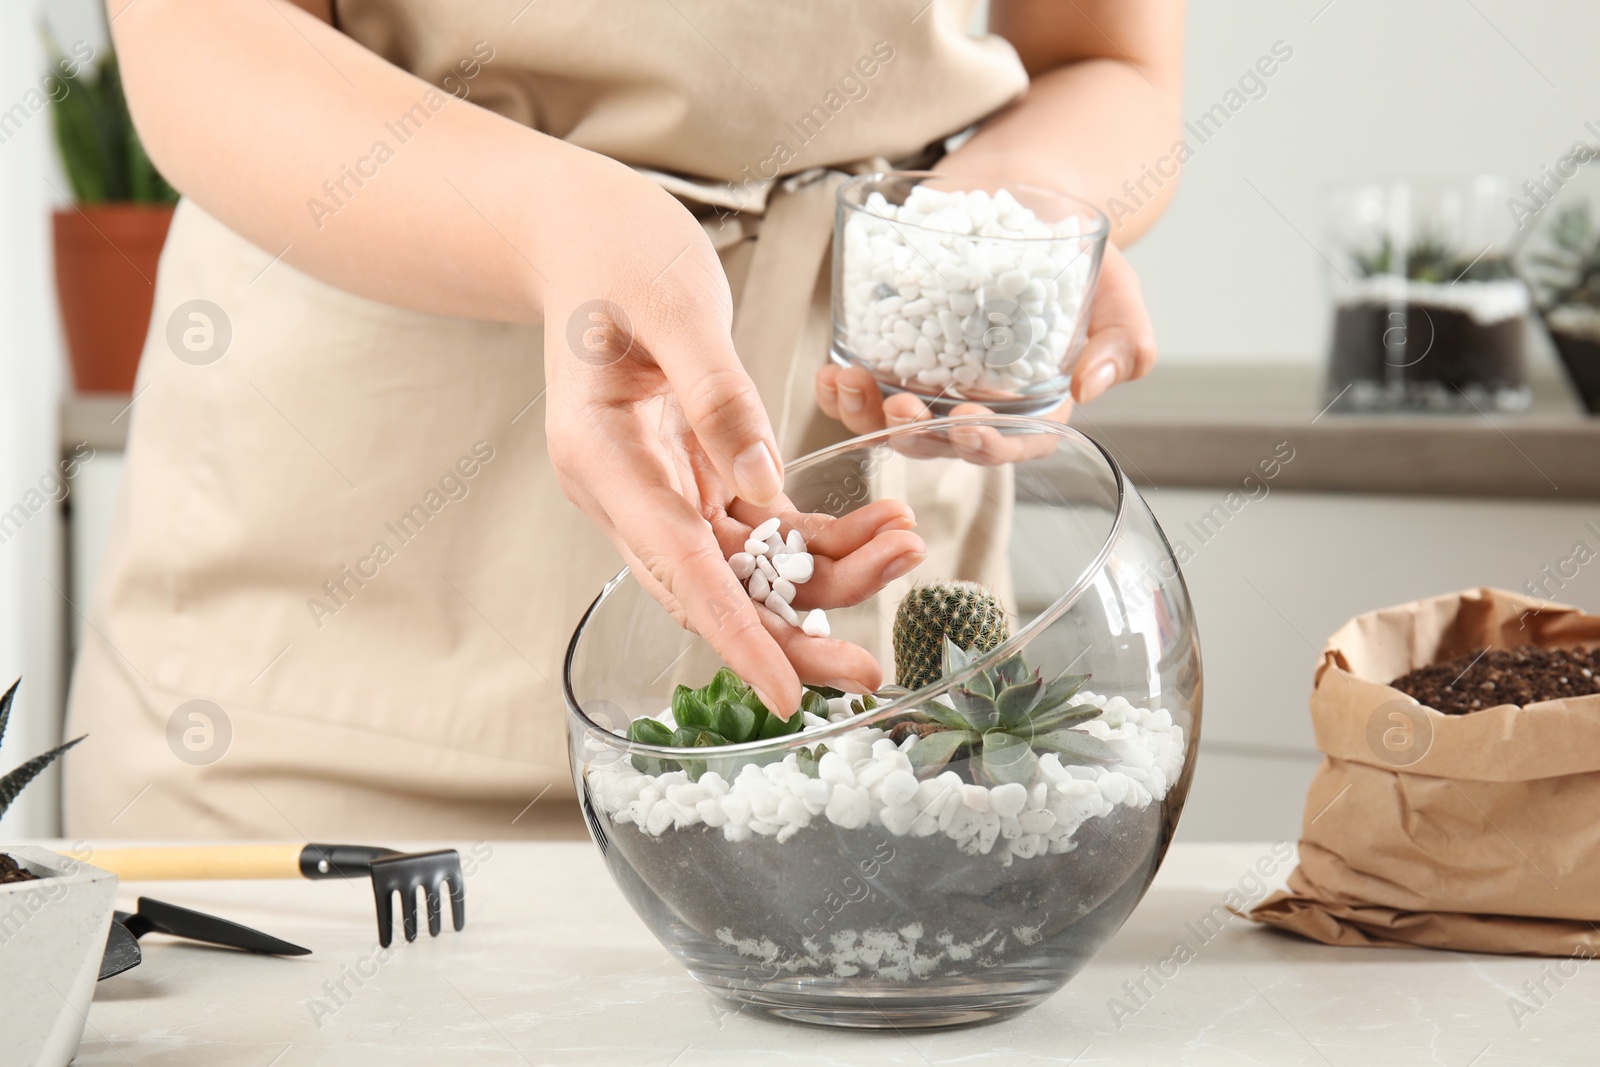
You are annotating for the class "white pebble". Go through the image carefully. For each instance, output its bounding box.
[961,784,991,812]
[775,553,814,583]
[801,609,830,638]
[755,554,777,580]
[825,785,869,829]
[880,802,918,836]
[878,770,919,807]
[747,570,770,601]
[750,517,781,541]
[764,591,799,626]
[744,537,769,557]
[772,577,797,604]
[728,552,756,580]
[785,529,807,554]
[989,782,1028,818]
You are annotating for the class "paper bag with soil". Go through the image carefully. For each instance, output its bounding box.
[1249,587,1600,956]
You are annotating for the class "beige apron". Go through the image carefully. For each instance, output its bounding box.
[63,0,1027,839]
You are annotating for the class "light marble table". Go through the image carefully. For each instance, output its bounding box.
[61,841,1594,1066]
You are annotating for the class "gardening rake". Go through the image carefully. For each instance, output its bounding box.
[92,843,466,948]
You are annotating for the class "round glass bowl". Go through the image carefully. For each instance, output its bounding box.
[832,172,1109,417]
[565,416,1201,1030]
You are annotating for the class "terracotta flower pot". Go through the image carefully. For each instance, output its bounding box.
[52,203,175,394]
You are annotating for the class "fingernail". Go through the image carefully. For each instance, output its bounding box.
[734,443,783,505]
[1080,361,1118,402]
[838,384,865,415]
[880,553,922,584]
[752,684,795,720]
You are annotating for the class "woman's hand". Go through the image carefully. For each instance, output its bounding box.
[815,241,1157,460]
[540,157,925,718]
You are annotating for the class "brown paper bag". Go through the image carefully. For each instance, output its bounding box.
[1249,587,1600,955]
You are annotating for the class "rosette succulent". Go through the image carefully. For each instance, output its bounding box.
[626,668,830,780]
[896,638,1119,786]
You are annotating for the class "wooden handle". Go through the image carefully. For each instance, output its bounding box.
[91,844,307,881]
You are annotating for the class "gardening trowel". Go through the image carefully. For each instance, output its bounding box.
[97,897,310,980]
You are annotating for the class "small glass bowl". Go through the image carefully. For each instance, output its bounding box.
[565,416,1201,1030]
[832,172,1109,417]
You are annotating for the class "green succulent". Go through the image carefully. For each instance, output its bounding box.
[895,638,1120,787]
[626,668,830,781]
[893,581,1010,690]
[1528,203,1600,309]
[1350,229,1512,284]
[0,679,86,820]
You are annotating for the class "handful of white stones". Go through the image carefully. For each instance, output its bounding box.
[730,517,830,638]
[839,184,1098,399]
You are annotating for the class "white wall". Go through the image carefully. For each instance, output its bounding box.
[0,6,69,836]
[1129,0,1600,361]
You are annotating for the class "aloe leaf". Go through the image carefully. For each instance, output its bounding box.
[993,654,1028,689]
[976,732,1039,788]
[1027,702,1103,733]
[672,687,713,730]
[906,729,971,777]
[1031,728,1121,765]
[0,678,17,750]
[706,668,744,704]
[941,637,972,678]
[0,736,85,818]
[627,717,673,746]
[712,701,757,743]
[800,689,830,721]
[949,665,990,704]
[920,697,976,730]
[758,708,804,740]
[947,686,993,725]
[995,677,1045,728]
[1040,671,1089,709]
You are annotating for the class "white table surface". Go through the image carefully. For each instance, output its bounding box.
[56,840,1594,1066]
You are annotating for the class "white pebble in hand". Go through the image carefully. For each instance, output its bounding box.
[728,552,756,580]
[764,591,800,626]
[773,577,797,605]
[801,609,830,638]
[747,570,770,601]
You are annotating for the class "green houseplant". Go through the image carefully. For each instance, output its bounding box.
[48,34,179,394]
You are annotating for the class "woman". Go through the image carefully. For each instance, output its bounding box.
[65,0,1180,839]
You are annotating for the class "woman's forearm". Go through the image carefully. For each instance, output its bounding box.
[945,0,1185,244]
[110,0,620,323]
[945,59,1182,244]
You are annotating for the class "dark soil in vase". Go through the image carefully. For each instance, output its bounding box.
[596,799,1164,975]
[1390,646,1600,714]
[0,854,38,884]
[1327,297,1526,411]
[1548,328,1600,414]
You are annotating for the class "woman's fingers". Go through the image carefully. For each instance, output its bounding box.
[1073,243,1157,405]
[648,299,787,508]
[816,364,891,435]
[791,529,925,610]
[603,468,803,718]
[756,605,884,693]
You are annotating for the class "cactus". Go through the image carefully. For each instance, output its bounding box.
[893,581,1010,690]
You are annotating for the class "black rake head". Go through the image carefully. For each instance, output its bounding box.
[370,849,466,948]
